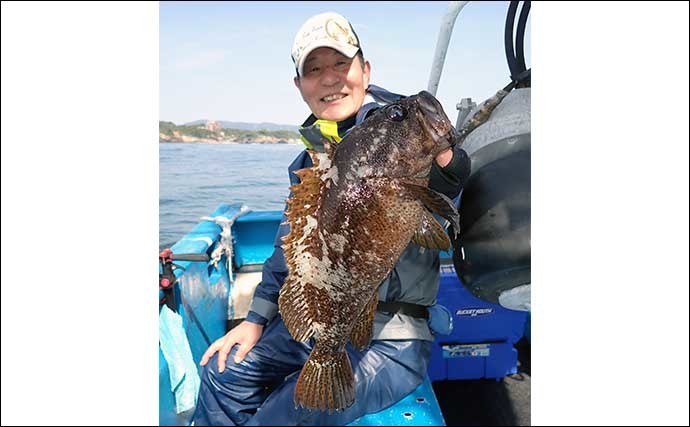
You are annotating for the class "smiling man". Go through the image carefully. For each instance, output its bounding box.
[295,45,370,121]
[192,11,472,426]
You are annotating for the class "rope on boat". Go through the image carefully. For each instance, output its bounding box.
[201,204,252,321]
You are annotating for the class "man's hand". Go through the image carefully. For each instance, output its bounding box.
[435,147,453,168]
[200,320,264,373]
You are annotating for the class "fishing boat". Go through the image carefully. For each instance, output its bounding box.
[159,1,531,425]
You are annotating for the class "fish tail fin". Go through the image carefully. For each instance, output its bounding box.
[295,346,355,411]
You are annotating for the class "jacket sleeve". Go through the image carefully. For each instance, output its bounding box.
[245,211,290,326]
[429,145,471,200]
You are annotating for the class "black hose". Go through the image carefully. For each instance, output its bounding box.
[504,1,520,81]
[504,1,531,87]
[515,1,531,76]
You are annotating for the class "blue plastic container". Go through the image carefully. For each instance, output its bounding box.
[428,264,527,381]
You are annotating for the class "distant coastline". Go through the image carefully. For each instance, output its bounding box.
[159,120,301,145]
[159,136,301,145]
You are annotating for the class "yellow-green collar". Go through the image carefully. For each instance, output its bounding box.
[298,114,357,151]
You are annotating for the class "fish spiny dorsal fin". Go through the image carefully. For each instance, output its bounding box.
[283,149,323,252]
[280,149,332,342]
[307,148,321,165]
[323,138,336,160]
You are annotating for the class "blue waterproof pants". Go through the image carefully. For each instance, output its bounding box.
[192,316,431,426]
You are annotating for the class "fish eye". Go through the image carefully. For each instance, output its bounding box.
[386,105,407,122]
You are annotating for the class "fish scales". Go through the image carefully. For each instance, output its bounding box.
[279,90,478,411]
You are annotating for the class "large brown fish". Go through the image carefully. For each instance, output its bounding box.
[279,90,482,411]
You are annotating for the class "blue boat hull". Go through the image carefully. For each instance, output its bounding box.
[159,203,527,425]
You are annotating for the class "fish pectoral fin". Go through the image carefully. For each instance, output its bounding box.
[350,293,377,349]
[401,182,460,238]
[413,209,452,251]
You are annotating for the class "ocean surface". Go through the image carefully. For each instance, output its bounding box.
[159,142,305,249]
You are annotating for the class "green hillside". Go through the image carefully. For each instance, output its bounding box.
[159,121,300,143]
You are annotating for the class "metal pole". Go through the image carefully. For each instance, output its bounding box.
[427,1,469,96]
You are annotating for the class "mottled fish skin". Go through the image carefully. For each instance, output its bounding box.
[279,91,458,412]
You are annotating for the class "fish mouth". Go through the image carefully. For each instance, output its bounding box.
[415,90,457,150]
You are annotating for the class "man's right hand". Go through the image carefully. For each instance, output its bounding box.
[200,320,264,373]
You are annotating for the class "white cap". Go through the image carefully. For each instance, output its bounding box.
[291,12,361,76]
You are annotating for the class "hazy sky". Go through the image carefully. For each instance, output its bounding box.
[160,1,531,126]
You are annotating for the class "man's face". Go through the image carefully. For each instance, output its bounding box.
[294,47,371,122]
